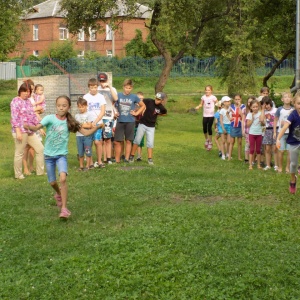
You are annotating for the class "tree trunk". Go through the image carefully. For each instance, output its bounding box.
[154,56,174,93]
[262,50,292,87]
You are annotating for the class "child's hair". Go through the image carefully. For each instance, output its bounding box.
[77,96,87,106]
[234,93,242,99]
[260,87,269,94]
[293,92,300,105]
[23,79,34,87]
[137,91,144,96]
[18,82,32,96]
[88,78,98,87]
[34,84,43,93]
[261,96,273,107]
[205,85,213,90]
[123,78,133,86]
[56,96,81,133]
[249,99,259,112]
[282,91,292,99]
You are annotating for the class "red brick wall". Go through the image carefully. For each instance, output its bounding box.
[11,17,149,58]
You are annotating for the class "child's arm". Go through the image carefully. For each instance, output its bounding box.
[241,112,245,135]
[276,122,290,149]
[246,113,253,128]
[92,104,106,127]
[79,123,104,136]
[195,100,204,110]
[214,118,218,132]
[259,104,266,125]
[24,123,44,132]
[273,116,279,139]
[131,101,146,116]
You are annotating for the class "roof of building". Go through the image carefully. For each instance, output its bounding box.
[25,0,152,19]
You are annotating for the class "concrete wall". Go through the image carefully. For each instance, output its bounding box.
[17,72,113,115]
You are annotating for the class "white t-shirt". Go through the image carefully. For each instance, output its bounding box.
[275,106,294,133]
[98,86,117,120]
[219,107,231,124]
[83,92,106,124]
[246,111,263,135]
[201,94,218,117]
[75,111,94,137]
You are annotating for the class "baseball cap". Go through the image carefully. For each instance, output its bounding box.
[221,96,231,103]
[155,92,166,100]
[98,72,108,81]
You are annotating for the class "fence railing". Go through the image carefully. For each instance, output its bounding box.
[13,56,296,78]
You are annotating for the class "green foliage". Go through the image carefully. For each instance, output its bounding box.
[44,41,78,60]
[125,29,159,58]
[0,80,16,113]
[84,51,102,60]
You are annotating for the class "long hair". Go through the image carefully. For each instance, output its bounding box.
[56,96,81,133]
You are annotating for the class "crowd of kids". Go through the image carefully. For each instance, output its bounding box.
[11,74,167,219]
[197,85,300,195]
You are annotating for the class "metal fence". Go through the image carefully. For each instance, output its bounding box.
[13,56,296,78]
[0,62,16,80]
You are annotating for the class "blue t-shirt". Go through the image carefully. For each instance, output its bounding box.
[117,93,140,122]
[40,115,70,156]
[214,111,222,132]
[287,109,300,145]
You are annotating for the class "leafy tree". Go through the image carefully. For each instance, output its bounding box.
[125,29,159,58]
[0,1,33,60]
[43,41,77,60]
[60,0,234,92]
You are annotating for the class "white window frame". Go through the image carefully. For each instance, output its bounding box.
[78,50,84,57]
[33,50,39,57]
[89,28,96,41]
[106,24,113,41]
[106,50,113,57]
[59,26,69,40]
[33,24,39,41]
[78,29,84,41]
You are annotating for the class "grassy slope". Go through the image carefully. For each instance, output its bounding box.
[1,76,300,299]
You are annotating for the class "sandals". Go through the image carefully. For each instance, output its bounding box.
[98,163,106,168]
[78,167,88,171]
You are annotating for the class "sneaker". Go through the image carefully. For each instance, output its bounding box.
[289,179,297,194]
[274,165,278,171]
[59,208,71,219]
[54,194,62,207]
[124,159,129,163]
[204,139,209,149]
[264,166,271,171]
[221,155,226,160]
[107,160,113,165]
[129,155,134,163]
[148,158,154,165]
[94,161,99,168]
[218,151,222,158]
[16,174,25,180]
[137,157,142,162]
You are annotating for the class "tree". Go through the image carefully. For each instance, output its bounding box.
[0,1,33,60]
[60,0,234,92]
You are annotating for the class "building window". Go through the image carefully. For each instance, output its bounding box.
[78,50,84,57]
[59,25,69,40]
[106,24,113,40]
[89,28,96,41]
[33,50,39,57]
[33,25,39,41]
[78,29,84,41]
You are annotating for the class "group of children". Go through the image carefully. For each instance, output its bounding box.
[197,85,300,194]
[13,74,167,219]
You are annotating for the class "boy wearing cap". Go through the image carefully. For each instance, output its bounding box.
[115,79,146,163]
[97,72,118,164]
[129,92,167,165]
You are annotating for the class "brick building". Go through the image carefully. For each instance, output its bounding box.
[12,0,151,58]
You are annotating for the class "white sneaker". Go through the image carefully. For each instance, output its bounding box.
[148,158,154,165]
[94,162,99,168]
[221,155,226,160]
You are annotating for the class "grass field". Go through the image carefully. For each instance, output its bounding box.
[1,77,300,299]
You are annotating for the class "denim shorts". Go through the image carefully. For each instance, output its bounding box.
[45,155,68,183]
[76,135,93,157]
[93,128,103,141]
[279,133,290,151]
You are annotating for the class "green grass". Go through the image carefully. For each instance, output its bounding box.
[1,76,300,299]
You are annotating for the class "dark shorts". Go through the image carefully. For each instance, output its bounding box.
[114,122,135,141]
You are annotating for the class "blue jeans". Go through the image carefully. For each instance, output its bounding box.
[45,155,68,183]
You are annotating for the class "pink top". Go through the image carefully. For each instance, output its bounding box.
[201,94,217,117]
[10,96,39,133]
[34,93,46,110]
